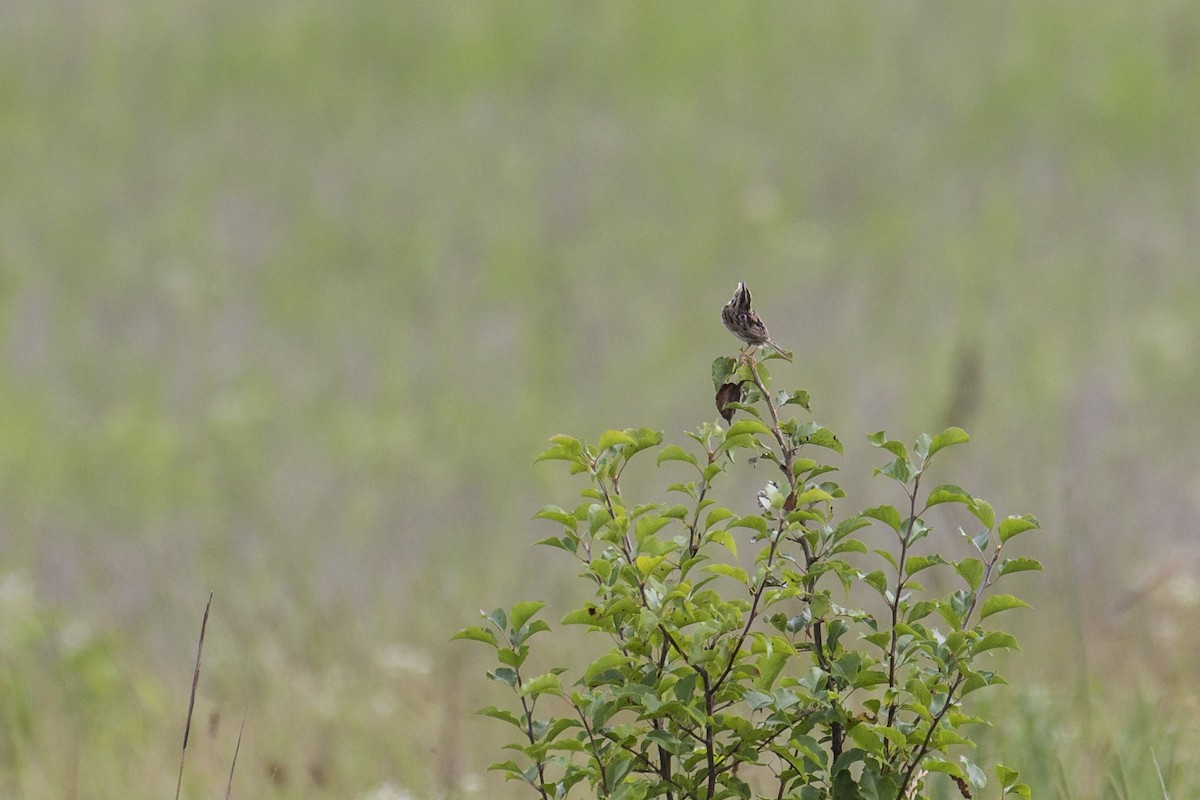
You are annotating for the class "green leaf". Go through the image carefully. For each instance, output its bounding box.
[961,756,988,789]
[496,647,523,668]
[727,419,773,438]
[656,445,698,467]
[756,648,790,691]
[796,422,844,453]
[776,389,811,410]
[535,435,586,464]
[582,652,628,685]
[520,672,562,697]
[704,507,736,529]
[716,433,755,455]
[998,514,1040,543]
[599,429,638,450]
[875,726,908,748]
[955,558,985,591]
[636,516,671,540]
[847,724,884,756]
[635,555,666,576]
[703,563,749,584]
[928,426,970,458]
[533,505,578,528]
[763,346,793,362]
[969,498,995,530]
[937,600,963,630]
[712,357,737,391]
[477,706,523,729]
[924,760,965,780]
[524,620,550,639]
[996,765,1032,799]
[832,766,863,798]
[862,505,901,531]
[974,631,1020,654]
[644,729,691,755]
[878,457,915,484]
[925,483,974,508]
[673,672,698,703]
[605,756,634,789]
[914,432,932,460]
[999,557,1043,576]
[510,601,545,632]
[629,427,664,450]
[862,570,889,596]
[486,667,518,688]
[729,515,769,538]
[561,605,602,626]
[979,594,1032,620]
[906,554,947,576]
[867,431,906,459]
[707,529,738,557]
[831,516,871,541]
[963,527,991,552]
[830,538,868,555]
[534,535,576,553]
[743,689,774,710]
[791,456,818,475]
[796,487,835,505]
[452,626,497,647]
[906,517,930,546]
[486,759,526,777]
[722,401,761,419]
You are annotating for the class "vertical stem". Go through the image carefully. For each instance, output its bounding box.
[701,669,717,800]
[574,707,611,798]
[515,670,551,800]
[175,592,213,800]
[745,356,846,762]
[894,675,965,800]
[885,475,921,731]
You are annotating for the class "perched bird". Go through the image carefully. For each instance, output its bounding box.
[721,282,792,360]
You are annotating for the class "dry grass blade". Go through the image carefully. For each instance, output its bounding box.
[175,592,213,800]
[225,712,247,800]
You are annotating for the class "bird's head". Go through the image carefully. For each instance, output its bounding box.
[726,281,751,311]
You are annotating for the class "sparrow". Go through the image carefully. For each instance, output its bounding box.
[721,282,791,360]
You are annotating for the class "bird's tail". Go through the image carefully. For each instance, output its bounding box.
[765,341,793,362]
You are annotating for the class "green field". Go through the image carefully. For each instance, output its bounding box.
[1,3,1198,798]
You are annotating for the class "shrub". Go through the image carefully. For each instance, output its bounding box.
[457,350,1039,800]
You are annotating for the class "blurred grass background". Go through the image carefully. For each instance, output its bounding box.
[1,2,1199,798]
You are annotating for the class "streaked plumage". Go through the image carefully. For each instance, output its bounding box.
[721,282,791,360]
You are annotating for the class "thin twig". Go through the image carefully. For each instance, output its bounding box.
[224,712,247,800]
[573,705,611,797]
[745,355,845,760]
[175,592,213,800]
[895,673,965,800]
[600,730,695,799]
[699,669,717,800]
[885,476,921,731]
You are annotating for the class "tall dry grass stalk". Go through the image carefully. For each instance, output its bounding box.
[175,593,213,800]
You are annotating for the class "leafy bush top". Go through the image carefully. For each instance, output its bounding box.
[458,353,1039,800]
